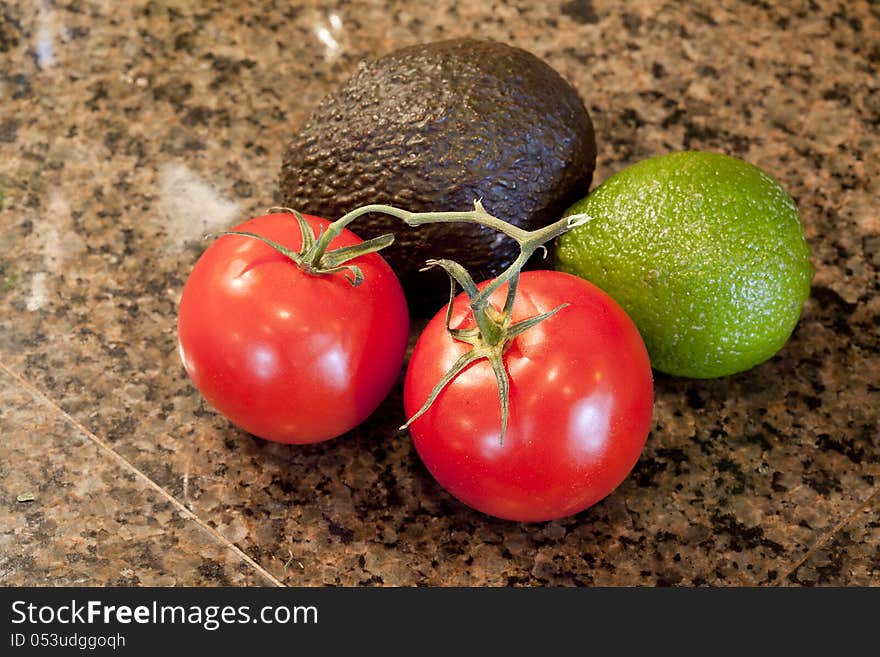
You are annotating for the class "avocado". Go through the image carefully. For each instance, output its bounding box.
[279,38,596,312]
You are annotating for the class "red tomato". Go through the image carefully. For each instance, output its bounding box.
[177,213,409,444]
[404,270,653,521]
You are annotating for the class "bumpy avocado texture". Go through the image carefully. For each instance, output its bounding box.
[280,38,596,312]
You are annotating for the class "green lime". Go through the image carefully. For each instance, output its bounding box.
[556,151,813,378]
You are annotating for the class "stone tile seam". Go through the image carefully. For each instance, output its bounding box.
[0,360,285,588]
[774,485,880,585]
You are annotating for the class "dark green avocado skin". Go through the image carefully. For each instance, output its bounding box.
[280,38,596,313]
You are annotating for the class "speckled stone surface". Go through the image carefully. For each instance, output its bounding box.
[0,0,877,586]
[0,367,277,586]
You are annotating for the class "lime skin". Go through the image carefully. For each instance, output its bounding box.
[555,151,814,379]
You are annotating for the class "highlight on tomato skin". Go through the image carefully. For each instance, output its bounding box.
[176,212,410,444]
[403,270,654,522]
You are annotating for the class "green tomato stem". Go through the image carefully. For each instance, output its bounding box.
[319,200,592,346]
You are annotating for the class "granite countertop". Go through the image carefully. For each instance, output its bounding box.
[1,1,877,586]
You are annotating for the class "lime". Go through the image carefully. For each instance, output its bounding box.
[555,151,813,378]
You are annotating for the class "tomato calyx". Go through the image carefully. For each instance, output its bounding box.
[395,200,594,443]
[402,257,570,442]
[219,207,395,286]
